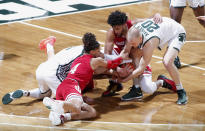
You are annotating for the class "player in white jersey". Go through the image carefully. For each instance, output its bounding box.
[170,0,205,27]
[2,36,130,105]
[120,16,188,105]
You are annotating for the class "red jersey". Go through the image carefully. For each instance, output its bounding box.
[113,20,132,54]
[66,54,94,91]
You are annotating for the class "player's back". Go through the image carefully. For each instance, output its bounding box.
[134,17,185,48]
[54,45,84,65]
[67,54,94,90]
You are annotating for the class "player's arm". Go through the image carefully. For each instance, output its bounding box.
[91,57,123,71]
[131,13,162,25]
[119,40,157,83]
[104,29,115,54]
[119,39,132,60]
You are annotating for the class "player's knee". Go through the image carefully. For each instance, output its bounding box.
[141,83,155,94]
[90,109,97,118]
[163,59,173,68]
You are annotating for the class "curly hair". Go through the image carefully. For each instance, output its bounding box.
[82,32,100,53]
[107,10,128,26]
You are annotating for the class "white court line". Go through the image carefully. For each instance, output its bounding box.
[0,113,204,127]
[0,123,110,131]
[20,21,205,71]
[155,61,162,63]
[1,0,161,26]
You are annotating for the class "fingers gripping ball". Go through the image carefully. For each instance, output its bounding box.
[117,63,134,78]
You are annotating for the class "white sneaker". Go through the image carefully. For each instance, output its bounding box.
[43,97,64,114]
[49,111,64,126]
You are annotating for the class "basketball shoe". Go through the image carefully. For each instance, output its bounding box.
[2,90,27,104]
[39,36,56,52]
[43,97,78,114]
[174,56,181,69]
[157,75,177,92]
[102,80,123,97]
[121,86,143,101]
[177,89,188,105]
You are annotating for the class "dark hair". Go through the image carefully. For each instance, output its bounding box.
[107,10,128,26]
[82,32,100,53]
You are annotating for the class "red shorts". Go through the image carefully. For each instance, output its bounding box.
[56,78,82,101]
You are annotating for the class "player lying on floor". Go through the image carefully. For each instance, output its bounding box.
[42,32,133,125]
[2,34,132,105]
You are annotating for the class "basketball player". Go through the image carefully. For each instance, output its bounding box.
[43,32,123,125]
[119,16,188,105]
[2,36,129,105]
[170,0,205,27]
[103,10,164,97]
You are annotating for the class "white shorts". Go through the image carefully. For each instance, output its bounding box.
[168,32,186,52]
[36,58,61,96]
[170,0,204,8]
[138,74,158,94]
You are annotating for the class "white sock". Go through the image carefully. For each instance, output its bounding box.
[46,43,54,53]
[63,113,71,121]
[134,85,140,89]
[176,83,183,90]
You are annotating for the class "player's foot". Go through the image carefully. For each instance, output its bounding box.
[39,36,56,51]
[121,86,143,101]
[43,97,78,114]
[174,56,181,69]
[49,111,65,126]
[177,89,188,105]
[2,90,25,104]
[102,80,123,97]
[157,75,177,92]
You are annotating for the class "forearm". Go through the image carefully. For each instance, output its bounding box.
[122,67,144,82]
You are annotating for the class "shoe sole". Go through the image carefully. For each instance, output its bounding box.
[121,95,143,101]
[12,90,23,98]
[2,93,13,105]
[177,97,188,105]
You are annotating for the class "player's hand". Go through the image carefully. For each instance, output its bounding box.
[153,13,163,24]
[196,16,205,21]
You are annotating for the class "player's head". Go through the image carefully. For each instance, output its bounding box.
[82,32,101,57]
[107,10,128,36]
[127,26,142,48]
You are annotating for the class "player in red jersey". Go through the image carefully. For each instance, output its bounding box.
[103,10,163,98]
[43,33,125,126]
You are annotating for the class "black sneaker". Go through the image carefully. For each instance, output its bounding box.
[2,90,24,105]
[121,86,143,101]
[102,80,123,97]
[174,56,181,69]
[176,89,188,105]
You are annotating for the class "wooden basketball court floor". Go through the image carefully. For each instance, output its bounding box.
[0,0,205,130]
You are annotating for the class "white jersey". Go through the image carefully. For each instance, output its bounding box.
[133,17,186,50]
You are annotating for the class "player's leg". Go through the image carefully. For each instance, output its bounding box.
[121,77,143,101]
[39,36,56,59]
[163,34,187,105]
[192,5,205,27]
[102,49,123,97]
[121,47,143,101]
[1,63,52,104]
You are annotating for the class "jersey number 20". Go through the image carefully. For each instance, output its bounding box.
[141,20,160,32]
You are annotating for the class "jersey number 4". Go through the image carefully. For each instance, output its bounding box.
[141,20,160,32]
[69,63,81,74]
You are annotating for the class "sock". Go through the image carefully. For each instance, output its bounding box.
[63,113,71,121]
[176,83,183,90]
[46,43,54,59]
[46,43,54,53]
[29,88,51,99]
[134,85,140,89]
[156,80,163,87]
